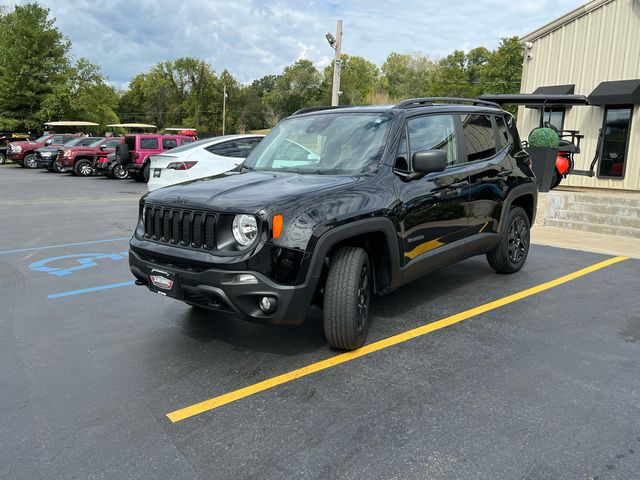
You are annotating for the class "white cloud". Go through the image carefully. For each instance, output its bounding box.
[16,0,585,86]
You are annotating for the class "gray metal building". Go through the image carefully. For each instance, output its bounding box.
[518,0,640,191]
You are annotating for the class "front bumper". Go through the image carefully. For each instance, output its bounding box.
[35,155,56,168]
[129,248,314,326]
[9,153,24,161]
[59,156,75,168]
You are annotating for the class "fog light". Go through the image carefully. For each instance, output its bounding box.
[259,296,277,313]
[229,273,258,284]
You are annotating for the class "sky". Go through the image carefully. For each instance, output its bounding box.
[9,0,586,88]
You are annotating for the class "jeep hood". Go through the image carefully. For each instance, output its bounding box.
[145,171,360,212]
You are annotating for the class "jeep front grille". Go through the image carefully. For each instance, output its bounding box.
[144,206,215,249]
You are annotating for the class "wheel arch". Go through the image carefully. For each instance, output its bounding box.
[304,217,401,296]
[499,183,537,230]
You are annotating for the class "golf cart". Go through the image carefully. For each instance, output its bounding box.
[478,94,602,189]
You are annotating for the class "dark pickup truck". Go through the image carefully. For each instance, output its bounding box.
[129,98,537,350]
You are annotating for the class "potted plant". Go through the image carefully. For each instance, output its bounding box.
[527,127,559,192]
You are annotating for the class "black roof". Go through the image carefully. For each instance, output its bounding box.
[477,94,590,107]
[533,84,575,95]
[291,97,504,117]
[589,79,640,106]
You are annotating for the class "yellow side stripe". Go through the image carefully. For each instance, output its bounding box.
[166,255,628,423]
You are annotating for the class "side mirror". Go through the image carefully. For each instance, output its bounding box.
[412,149,447,176]
[99,145,106,150]
[44,140,52,145]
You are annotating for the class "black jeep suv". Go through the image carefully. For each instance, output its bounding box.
[129,98,537,350]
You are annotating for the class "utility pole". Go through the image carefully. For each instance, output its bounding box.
[222,84,227,135]
[330,20,343,106]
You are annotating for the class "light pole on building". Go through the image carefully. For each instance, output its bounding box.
[326,20,343,106]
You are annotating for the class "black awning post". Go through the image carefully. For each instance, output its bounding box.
[589,79,640,106]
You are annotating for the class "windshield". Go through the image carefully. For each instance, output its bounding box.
[34,134,49,143]
[243,113,390,174]
[89,138,106,147]
[64,138,83,146]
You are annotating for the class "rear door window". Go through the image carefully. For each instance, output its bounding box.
[162,138,178,150]
[461,114,497,161]
[205,139,261,158]
[139,138,159,150]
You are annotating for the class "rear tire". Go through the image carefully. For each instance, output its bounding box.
[323,247,371,350]
[113,164,129,179]
[486,206,530,274]
[23,153,37,168]
[550,169,562,190]
[142,162,150,182]
[74,159,93,177]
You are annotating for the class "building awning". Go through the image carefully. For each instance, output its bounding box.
[477,94,590,107]
[533,84,575,95]
[589,79,640,105]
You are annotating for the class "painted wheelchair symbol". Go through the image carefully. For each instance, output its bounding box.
[29,251,129,276]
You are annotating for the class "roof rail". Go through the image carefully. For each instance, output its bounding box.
[291,105,350,116]
[394,97,501,109]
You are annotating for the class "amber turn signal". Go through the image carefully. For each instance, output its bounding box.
[272,214,283,238]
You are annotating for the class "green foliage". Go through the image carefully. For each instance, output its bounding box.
[0,4,525,134]
[0,3,71,130]
[528,127,560,148]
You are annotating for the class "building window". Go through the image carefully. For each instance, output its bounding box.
[598,107,632,178]
[541,108,565,131]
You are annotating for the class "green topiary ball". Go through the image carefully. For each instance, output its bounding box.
[528,127,560,148]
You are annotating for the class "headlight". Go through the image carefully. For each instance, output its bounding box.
[63,149,71,156]
[232,214,258,247]
[12,145,21,153]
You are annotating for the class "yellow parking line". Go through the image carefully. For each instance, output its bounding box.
[166,255,628,423]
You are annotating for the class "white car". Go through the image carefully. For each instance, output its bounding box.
[146,134,264,191]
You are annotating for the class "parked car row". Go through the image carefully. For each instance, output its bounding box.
[4,132,265,189]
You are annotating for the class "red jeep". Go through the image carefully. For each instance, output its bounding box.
[8,133,81,168]
[58,137,124,176]
[116,134,195,182]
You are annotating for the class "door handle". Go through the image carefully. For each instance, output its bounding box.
[497,169,513,177]
[450,180,469,188]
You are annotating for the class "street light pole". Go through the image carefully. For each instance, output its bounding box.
[330,20,343,106]
[222,84,227,135]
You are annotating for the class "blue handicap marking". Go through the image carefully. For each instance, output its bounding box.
[29,251,130,276]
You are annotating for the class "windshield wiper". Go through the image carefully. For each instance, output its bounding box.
[238,164,254,172]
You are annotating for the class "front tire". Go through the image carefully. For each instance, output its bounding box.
[0,152,6,165]
[52,161,65,173]
[23,153,37,168]
[486,206,530,274]
[323,247,371,350]
[74,159,93,177]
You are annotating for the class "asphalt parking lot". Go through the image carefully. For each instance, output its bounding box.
[1,166,639,480]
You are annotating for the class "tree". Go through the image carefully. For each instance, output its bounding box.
[380,52,435,100]
[483,37,523,94]
[263,60,322,120]
[320,54,379,105]
[0,3,70,130]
